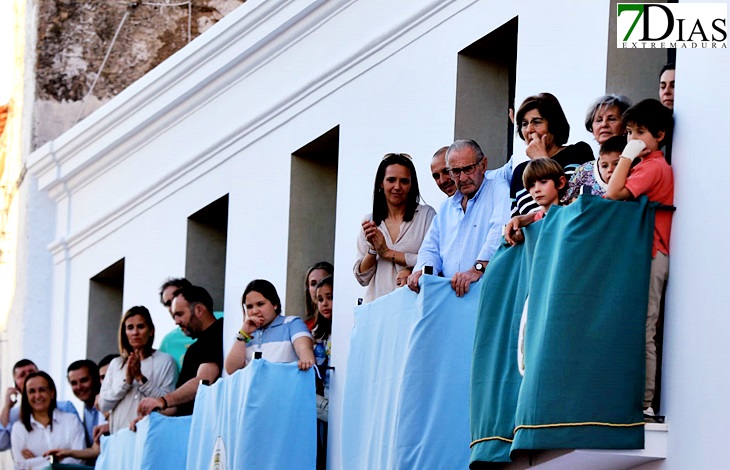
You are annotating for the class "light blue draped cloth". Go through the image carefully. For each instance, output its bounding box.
[138,413,192,470]
[342,276,480,469]
[96,360,313,469]
[186,360,316,470]
[97,428,137,470]
[96,413,192,470]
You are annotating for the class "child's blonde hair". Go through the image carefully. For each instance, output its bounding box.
[522,158,567,198]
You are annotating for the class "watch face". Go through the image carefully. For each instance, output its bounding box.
[475,263,485,272]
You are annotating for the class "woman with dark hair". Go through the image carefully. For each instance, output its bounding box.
[98,306,177,433]
[354,153,436,302]
[303,261,334,330]
[225,279,315,373]
[511,93,594,215]
[11,371,84,468]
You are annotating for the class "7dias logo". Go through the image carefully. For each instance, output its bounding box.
[617,3,727,48]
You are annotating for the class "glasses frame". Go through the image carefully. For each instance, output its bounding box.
[520,117,546,129]
[447,157,484,178]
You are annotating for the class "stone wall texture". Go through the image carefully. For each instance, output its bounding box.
[34,0,244,147]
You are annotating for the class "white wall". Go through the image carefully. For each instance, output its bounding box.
[652,19,730,470]
[20,0,727,468]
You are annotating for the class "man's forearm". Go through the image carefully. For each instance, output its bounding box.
[164,362,220,408]
[0,403,12,427]
[163,378,200,409]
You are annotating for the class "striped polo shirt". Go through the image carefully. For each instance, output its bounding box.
[245,314,312,365]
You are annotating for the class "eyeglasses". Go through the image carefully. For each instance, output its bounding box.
[520,118,545,129]
[382,153,412,161]
[163,300,172,308]
[448,158,483,177]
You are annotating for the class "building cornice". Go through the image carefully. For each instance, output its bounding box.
[30,0,473,259]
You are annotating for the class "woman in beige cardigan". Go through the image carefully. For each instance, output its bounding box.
[354,153,435,303]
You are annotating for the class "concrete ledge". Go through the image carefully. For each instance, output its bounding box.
[505,424,668,470]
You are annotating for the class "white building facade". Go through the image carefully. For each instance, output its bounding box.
[2,0,728,468]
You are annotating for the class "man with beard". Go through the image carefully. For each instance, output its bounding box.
[137,285,223,417]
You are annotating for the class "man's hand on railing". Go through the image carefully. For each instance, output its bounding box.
[451,267,483,297]
[407,270,423,293]
[93,422,109,443]
[138,396,166,417]
[129,415,145,432]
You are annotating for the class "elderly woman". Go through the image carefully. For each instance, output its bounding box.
[510,93,594,216]
[563,94,632,202]
[354,153,436,303]
[11,372,85,469]
[98,306,177,433]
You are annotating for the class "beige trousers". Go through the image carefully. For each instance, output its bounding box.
[645,251,669,408]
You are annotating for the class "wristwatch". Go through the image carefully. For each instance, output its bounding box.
[474,262,486,273]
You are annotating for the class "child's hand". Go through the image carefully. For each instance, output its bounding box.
[504,218,525,246]
[621,140,647,160]
[241,317,261,336]
[298,358,314,370]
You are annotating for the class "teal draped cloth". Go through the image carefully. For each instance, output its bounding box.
[471,195,655,463]
[469,213,539,463]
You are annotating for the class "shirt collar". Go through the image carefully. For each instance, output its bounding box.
[643,149,665,160]
[30,409,61,427]
[264,315,285,329]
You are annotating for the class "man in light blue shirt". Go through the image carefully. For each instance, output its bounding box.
[409,140,511,297]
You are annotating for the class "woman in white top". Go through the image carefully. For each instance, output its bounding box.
[354,153,436,302]
[98,306,177,433]
[11,371,84,469]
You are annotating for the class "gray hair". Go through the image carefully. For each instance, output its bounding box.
[445,140,484,166]
[584,94,632,133]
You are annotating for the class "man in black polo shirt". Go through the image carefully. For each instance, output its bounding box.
[138,285,223,417]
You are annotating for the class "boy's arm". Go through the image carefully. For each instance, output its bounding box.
[504,214,537,245]
[605,140,646,200]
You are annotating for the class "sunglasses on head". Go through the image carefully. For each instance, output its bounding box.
[382,153,412,161]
